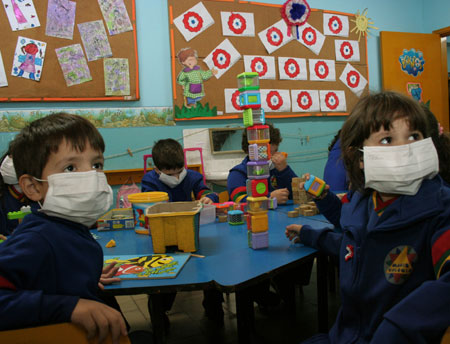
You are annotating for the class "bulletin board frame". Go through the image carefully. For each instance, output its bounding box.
[168,0,369,121]
[0,0,139,102]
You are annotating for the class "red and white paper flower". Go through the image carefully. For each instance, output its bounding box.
[296,22,325,55]
[261,89,291,112]
[258,20,294,54]
[221,11,254,37]
[173,2,215,42]
[309,59,336,81]
[224,88,243,113]
[319,90,346,112]
[278,57,307,80]
[244,55,276,79]
[291,89,320,112]
[335,40,360,62]
[323,13,349,37]
[339,63,367,97]
[204,39,241,79]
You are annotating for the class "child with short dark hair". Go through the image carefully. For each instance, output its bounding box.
[286,91,450,343]
[141,138,222,325]
[0,113,127,343]
[141,138,218,204]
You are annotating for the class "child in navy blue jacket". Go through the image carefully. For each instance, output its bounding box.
[286,91,450,343]
[142,138,223,325]
[141,138,218,204]
[227,122,297,204]
[0,113,127,343]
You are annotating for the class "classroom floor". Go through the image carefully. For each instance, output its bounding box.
[117,261,341,344]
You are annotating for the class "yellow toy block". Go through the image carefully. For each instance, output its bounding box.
[146,201,202,253]
[246,196,268,213]
[105,239,116,248]
[250,213,268,233]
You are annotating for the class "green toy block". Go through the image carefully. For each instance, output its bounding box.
[7,209,32,220]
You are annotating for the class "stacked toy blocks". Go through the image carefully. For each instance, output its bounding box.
[237,72,270,249]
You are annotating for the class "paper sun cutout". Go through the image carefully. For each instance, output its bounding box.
[281,0,311,38]
[350,8,378,42]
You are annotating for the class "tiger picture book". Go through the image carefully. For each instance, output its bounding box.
[104,253,191,279]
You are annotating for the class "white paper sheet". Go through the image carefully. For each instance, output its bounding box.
[174,2,214,42]
[244,55,276,80]
[261,89,291,113]
[204,39,240,79]
[221,11,254,37]
[319,90,347,112]
[278,57,307,80]
[291,90,320,112]
[339,63,367,97]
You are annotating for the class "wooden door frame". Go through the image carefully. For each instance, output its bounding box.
[432,26,450,130]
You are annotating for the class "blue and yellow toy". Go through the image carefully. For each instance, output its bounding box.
[304,175,326,197]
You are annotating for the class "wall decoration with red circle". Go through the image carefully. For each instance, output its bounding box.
[309,59,336,81]
[258,19,294,54]
[224,88,244,113]
[319,90,346,112]
[323,13,349,37]
[291,89,320,112]
[204,39,241,79]
[296,22,325,55]
[173,2,215,42]
[244,55,276,79]
[278,57,307,80]
[261,89,291,112]
[221,11,255,37]
[339,63,367,97]
[335,40,360,62]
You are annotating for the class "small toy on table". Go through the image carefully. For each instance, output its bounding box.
[105,239,116,248]
[228,210,244,225]
[304,174,326,198]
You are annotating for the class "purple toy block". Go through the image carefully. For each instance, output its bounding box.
[247,230,269,249]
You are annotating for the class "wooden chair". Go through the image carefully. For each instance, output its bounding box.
[0,323,131,344]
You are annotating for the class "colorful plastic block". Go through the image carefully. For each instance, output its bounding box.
[237,71,260,92]
[247,196,269,213]
[248,230,269,249]
[247,161,270,179]
[247,125,270,144]
[267,197,278,209]
[246,179,269,197]
[243,108,265,127]
[304,175,326,197]
[105,239,116,248]
[249,213,268,232]
[228,210,244,225]
[239,91,261,109]
[248,142,271,161]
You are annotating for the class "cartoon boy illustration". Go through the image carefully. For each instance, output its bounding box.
[176,48,217,108]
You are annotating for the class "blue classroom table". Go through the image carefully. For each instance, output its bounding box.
[93,203,334,344]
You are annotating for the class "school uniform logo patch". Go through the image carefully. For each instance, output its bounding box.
[384,246,417,285]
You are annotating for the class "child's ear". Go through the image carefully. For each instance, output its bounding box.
[19,174,45,202]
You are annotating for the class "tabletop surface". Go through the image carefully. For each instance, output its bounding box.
[94,202,333,292]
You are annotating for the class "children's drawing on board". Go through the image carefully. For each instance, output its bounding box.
[11,36,46,81]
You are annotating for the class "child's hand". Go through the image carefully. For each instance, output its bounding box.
[71,298,127,344]
[211,68,218,76]
[200,197,213,205]
[270,188,289,204]
[98,262,120,290]
[285,224,302,243]
[271,152,288,171]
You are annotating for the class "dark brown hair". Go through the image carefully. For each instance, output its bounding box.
[340,91,429,193]
[152,138,184,171]
[10,113,105,179]
[241,122,282,154]
[422,104,450,184]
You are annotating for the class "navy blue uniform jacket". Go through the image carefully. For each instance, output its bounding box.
[141,169,218,203]
[0,211,103,330]
[301,176,450,343]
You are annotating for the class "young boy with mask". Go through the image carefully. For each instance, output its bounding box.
[0,113,127,343]
[141,138,218,204]
[141,138,223,325]
[286,91,450,343]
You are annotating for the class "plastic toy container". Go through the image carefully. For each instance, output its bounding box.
[247,125,270,143]
[248,142,271,161]
[200,203,216,225]
[247,161,270,179]
[128,192,169,233]
[239,90,261,109]
[146,201,202,253]
[237,71,259,91]
[243,108,265,128]
[246,196,269,214]
[97,208,135,231]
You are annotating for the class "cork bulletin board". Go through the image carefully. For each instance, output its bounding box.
[168,0,369,121]
[0,0,139,102]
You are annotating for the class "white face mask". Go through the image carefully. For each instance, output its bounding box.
[0,155,19,185]
[362,137,439,196]
[159,168,187,188]
[37,170,113,227]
